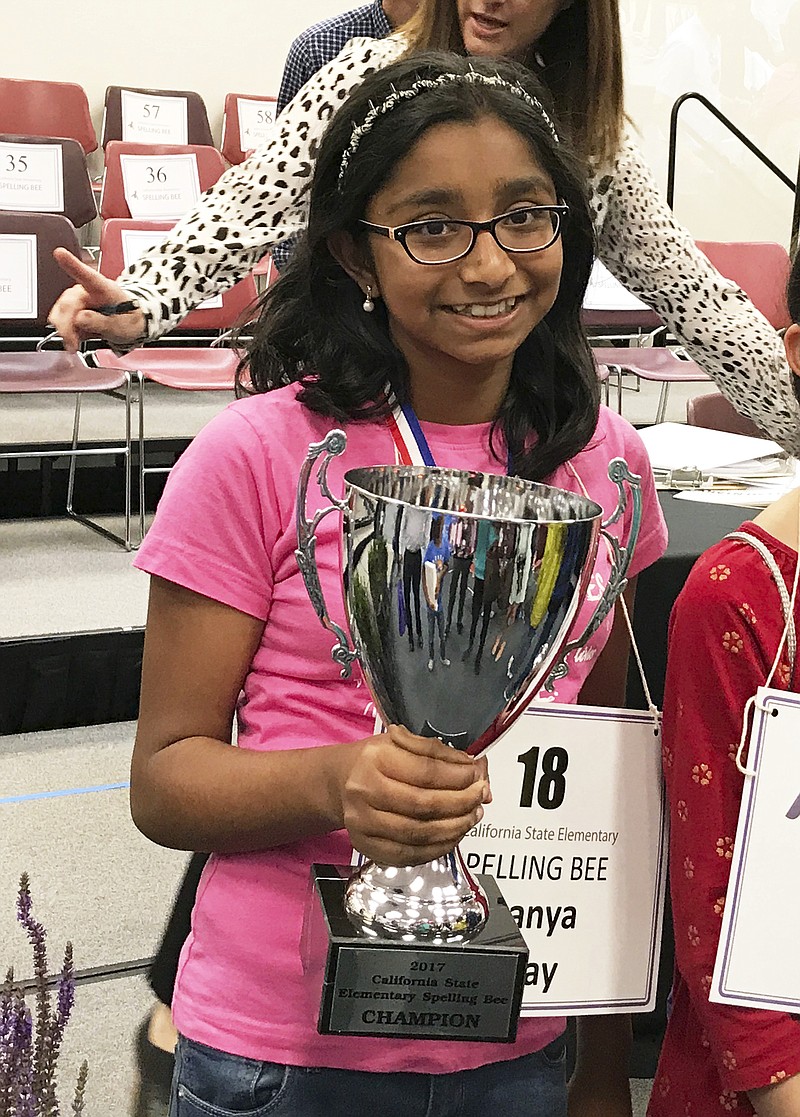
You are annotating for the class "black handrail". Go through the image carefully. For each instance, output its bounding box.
[667,92,797,250]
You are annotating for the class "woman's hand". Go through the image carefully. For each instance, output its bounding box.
[340,725,489,866]
[48,248,146,352]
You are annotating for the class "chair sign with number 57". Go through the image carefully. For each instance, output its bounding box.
[0,143,64,213]
[120,90,188,145]
[459,703,667,1015]
[119,154,201,220]
[236,98,276,151]
[711,688,800,1013]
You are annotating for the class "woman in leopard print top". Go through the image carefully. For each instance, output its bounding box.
[50,0,800,451]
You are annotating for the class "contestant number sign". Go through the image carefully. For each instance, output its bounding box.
[712,688,800,1012]
[120,90,188,144]
[236,98,276,151]
[119,153,201,220]
[0,143,64,213]
[0,233,38,319]
[459,703,667,1015]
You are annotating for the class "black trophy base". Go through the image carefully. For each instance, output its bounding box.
[302,864,528,1043]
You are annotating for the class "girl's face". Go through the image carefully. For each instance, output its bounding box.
[355,115,563,388]
[456,0,569,58]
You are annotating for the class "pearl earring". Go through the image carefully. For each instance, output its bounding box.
[362,285,375,313]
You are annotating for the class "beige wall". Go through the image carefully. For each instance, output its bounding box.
[4,1,798,244]
[621,0,798,246]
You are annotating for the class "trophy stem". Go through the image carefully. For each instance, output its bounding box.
[344,846,490,942]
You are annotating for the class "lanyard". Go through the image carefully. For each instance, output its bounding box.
[384,390,512,473]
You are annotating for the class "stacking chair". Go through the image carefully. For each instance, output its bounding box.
[91,219,261,537]
[0,134,97,228]
[0,77,97,154]
[99,141,227,220]
[101,85,213,148]
[696,241,791,331]
[0,213,134,547]
[686,392,767,439]
[221,93,278,164]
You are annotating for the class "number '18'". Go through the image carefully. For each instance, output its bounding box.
[517,746,568,809]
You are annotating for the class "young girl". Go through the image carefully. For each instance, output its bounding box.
[648,252,800,1117]
[131,53,667,1117]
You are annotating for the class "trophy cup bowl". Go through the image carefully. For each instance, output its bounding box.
[297,429,641,1040]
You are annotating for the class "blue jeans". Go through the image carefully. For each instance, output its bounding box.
[170,1034,567,1117]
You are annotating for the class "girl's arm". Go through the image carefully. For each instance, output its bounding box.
[750,1076,800,1117]
[48,36,404,350]
[131,575,487,857]
[594,133,800,454]
[568,578,637,1117]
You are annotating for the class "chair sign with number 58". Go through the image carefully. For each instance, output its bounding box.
[236,98,276,150]
[459,703,667,1015]
[119,154,201,220]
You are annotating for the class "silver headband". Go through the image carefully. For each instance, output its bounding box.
[338,69,560,187]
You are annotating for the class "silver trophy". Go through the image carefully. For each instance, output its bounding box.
[297,429,641,1041]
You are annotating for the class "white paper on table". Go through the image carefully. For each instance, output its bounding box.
[0,142,64,212]
[120,89,188,145]
[582,260,652,312]
[119,153,201,220]
[236,98,276,151]
[639,422,783,473]
[711,689,800,1013]
[119,227,222,308]
[0,233,38,318]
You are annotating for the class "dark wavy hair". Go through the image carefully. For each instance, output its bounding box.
[239,52,599,482]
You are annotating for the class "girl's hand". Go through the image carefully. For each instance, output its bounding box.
[49,248,146,352]
[340,725,489,866]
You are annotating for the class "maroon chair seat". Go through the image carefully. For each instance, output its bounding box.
[100,142,227,221]
[687,392,767,439]
[94,347,239,391]
[0,133,97,228]
[0,77,97,154]
[0,350,126,394]
[102,85,213,149]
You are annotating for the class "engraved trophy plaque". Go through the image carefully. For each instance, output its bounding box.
[297,430,641,1041]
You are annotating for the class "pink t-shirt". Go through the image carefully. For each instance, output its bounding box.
[134,383,667,1071]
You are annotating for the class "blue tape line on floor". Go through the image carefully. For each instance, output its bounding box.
[0,782,130,805]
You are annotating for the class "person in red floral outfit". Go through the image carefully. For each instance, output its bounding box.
[649,251,800,1117]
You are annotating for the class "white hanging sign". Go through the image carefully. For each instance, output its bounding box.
[711,687,800,1012]
[119,153,201,220]
[459,703,668,1015]
[120,89,189,144]
[119,227,222,309]
[236,98,276,151]
[0,233,38,319]
[0,143,64,213]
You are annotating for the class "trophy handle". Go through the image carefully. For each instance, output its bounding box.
[544,457,642,689]
[295,430,360,679]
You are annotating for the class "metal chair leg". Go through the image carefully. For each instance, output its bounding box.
[655,381,670,425]
[65,385,134,550]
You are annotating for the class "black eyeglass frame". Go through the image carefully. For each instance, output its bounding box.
[359,204,569,265]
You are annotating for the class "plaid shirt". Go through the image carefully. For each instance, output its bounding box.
[273,2,391,272]
[277,2,392,113]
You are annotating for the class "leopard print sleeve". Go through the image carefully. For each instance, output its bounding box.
[118,35,405,344]
[592,130,800,454]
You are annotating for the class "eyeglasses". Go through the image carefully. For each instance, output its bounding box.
[359,204,568,266]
